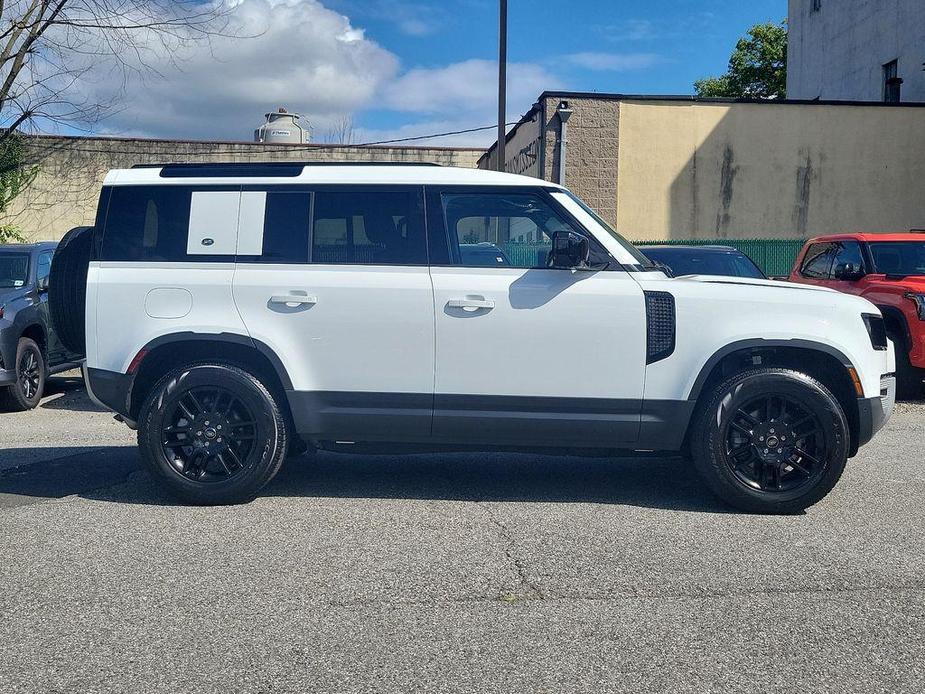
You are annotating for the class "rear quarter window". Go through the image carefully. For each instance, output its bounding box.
[100,186,195,262]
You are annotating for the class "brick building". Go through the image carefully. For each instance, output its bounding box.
[481,91,925,242]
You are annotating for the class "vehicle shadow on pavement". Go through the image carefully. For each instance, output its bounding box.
[0,447,730,513]
[39,376,108,413]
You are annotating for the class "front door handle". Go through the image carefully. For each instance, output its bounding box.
[270,294,318,307]
[447,298,495,311]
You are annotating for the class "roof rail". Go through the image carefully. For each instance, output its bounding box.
[130,161,443,178]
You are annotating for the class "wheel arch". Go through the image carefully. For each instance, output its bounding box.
[684,339,862,457]
[127,332,293,421]
[19,322,48,353]
[876,305,910,347]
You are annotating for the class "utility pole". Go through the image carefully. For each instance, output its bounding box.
[497,0,507,172]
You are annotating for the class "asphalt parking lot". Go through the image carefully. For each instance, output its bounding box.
[1,374,924,693]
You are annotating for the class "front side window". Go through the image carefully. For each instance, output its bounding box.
[800,242,836,279]
[311,189,426,265]
[441,192,578,269]
[831,241,865,273]
[0,253,29,288]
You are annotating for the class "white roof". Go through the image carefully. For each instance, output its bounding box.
[103,165,560,188]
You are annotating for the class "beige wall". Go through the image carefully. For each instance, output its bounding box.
[4,135,484,241]
[615,99,925,240]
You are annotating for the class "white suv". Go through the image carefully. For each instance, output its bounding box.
[52,163,896,513]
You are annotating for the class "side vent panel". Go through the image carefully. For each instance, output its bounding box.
[645,291,676,364]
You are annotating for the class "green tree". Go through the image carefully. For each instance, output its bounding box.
[0,134,38,243]
[695,21,787,99]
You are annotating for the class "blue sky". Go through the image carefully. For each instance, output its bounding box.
[78,0,787,146]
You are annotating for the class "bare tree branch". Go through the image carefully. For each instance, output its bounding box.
[0,0,238,143]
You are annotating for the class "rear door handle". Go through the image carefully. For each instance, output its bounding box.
[270,294,318,307]
[447,298,495,311]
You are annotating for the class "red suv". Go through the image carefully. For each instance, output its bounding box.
[790,233,925,397]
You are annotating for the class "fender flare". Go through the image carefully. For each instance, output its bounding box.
[686,338,856,402]
[134,331,294,390]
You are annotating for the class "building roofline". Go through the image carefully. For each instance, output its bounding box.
[18,132,486,153]
[538,90,925,108]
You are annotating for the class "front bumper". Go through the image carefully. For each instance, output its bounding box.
[857,374,896,448]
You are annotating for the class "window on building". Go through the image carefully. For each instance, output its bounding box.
[811,0,822,12]
[883,60,902,103]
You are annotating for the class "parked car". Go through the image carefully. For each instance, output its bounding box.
[50,163,895,513]
[639,245,766,279]
[0,242,82,410]
[458,242,511,267]
[789,233,925,397]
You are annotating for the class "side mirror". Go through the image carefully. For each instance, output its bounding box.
[549,230,590,269]
[37,276,49,292]
[833,262,864,281]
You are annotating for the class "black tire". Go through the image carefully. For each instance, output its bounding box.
[49,225,94,356]
[137,363,289,505]
[0,337,46,411]
[690,368,849,515]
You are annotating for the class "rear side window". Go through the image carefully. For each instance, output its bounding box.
[101,186,195,261]
[261,191,311,263]
[800,242,836,279]
[311,189,426,265]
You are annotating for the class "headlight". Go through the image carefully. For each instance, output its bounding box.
[862,314,888,351]
[904,293,925,320]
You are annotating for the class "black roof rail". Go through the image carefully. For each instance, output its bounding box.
[129,161,443,178]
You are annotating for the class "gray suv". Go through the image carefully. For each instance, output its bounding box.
[0,242,82,410]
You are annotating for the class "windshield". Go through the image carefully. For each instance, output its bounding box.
[641,248,766,279]
[868,242,925,277]
[0,253,29,288]
[561,191,655,268]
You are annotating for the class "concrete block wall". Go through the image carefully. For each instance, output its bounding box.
[4,135,484,241]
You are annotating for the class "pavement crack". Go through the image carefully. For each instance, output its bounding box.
[482,504,544,601]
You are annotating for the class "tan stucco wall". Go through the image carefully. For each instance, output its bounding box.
[615,100,925,240]
[4,135,484,241]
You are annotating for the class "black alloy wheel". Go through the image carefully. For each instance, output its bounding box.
[138,363,289,505]
[0,337,45,411]
[723,394,827,494]
[18,346,42,402]
[161,386,259,483]
[691,368,849,514]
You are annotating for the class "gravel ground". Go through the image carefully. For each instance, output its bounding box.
[1,375,924,693]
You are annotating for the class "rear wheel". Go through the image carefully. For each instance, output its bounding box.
[691,368,849,514]
[0,337,46,411]
[138,363,289,505]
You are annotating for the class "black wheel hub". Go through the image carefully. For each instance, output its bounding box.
[18,349,41,400]
[724,394,827,494]
[161,387,258,483]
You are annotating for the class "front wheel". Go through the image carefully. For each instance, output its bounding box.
[690,368,849,514]
[137,363,289,505]
[0,337,46,411]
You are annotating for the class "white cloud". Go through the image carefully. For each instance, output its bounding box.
[382,59,559,118]
[82,0,399,140]
[564,52,662,72]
